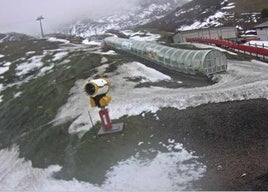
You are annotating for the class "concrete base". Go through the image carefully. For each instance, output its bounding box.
[98,123,124,135]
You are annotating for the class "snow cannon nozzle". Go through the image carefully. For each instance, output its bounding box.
[84,78,111,108]
[84,78,110,97]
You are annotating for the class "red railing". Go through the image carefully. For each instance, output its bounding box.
[186,38,268,57]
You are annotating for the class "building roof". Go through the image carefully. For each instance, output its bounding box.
[255,21,268,28]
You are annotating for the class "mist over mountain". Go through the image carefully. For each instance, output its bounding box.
[60,0,190,37]
[0,0,140,35]
[1,0,267,37]
[57,0,268,38]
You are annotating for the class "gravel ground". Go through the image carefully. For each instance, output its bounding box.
[143,99,268,190]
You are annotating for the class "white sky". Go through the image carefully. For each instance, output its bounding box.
[0,0,139,35]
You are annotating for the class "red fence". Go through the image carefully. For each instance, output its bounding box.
[186,38,268,58]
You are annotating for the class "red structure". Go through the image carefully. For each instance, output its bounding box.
[186,38,268,58]
[99,108,112,130]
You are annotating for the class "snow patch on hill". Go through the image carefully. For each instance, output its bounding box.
[0,142,205,191]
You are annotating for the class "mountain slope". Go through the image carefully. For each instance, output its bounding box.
[62,0,190,37]
[144,0,268,32]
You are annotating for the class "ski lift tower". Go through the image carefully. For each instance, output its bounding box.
[36,16,45,38]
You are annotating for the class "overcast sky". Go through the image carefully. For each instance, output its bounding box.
[0,0,139,35]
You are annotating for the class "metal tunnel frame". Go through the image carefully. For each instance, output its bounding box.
[103,37,228,76]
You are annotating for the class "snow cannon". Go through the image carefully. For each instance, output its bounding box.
[84,78,111,108]
[84,78,123,135]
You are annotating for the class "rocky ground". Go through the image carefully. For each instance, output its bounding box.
[142,99,268,190]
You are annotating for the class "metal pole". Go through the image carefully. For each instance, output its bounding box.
[36,16,45,38]
[87,110,94,127]
[39,20,44,38]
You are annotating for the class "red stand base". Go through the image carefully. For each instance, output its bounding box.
[98,108,123,135]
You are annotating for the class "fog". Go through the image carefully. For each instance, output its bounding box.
[0,0,139,35]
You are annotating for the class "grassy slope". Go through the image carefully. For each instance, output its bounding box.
[0,40,102,159]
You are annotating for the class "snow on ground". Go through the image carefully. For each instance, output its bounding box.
[246,41,268,49]
[129,32,161,42]
[178,11,226,31]
[13,91,22,98]
[121,62,171,83]
[54,59,268,136]
[0,66,9,75]
[182,42,238,55]
[16,55,44,76]
[2,54,57,90]
[47,37,70,44]
[0,54,4,58]
[0,62,11,97]
[82,39,102,46]
[0,84,3,102]
[39,64,55,75]
[52,52,69,62]
[93,50,118,55]
[221,2,235,10]
[0,143,205,191]
[101,57,108,64]
[121,30,161,42]
[0,61,11,75]
[26,51,36,56]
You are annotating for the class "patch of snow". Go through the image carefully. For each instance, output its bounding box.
[179,21,202,31]
[94,50,118,55]
[182,42,238,55]
[40,64,54,75]
[121,30,135,36]
[153,113,159,120]
[120,62,171,83]
[175,9,187,17]
[82,39,101,46]
[103,150,205,191]
[0,61,11,75]
[246,41,268,49]
[52,52,69,62]
[3,62,11,67]
[0,54,4,58]
[138,142,144,146]
[13,91,22,98]
[178,11,226,31]
[0,95,2,103]
[0,66,9,75]
[101,57,108,64]
[47,37,70,44]
[222,2,235,10]
[16,55,43,76]
[130,32,161,42]
[25,51,36,56]
[0,146,206,191]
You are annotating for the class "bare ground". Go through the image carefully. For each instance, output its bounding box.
[144,99,268,190]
